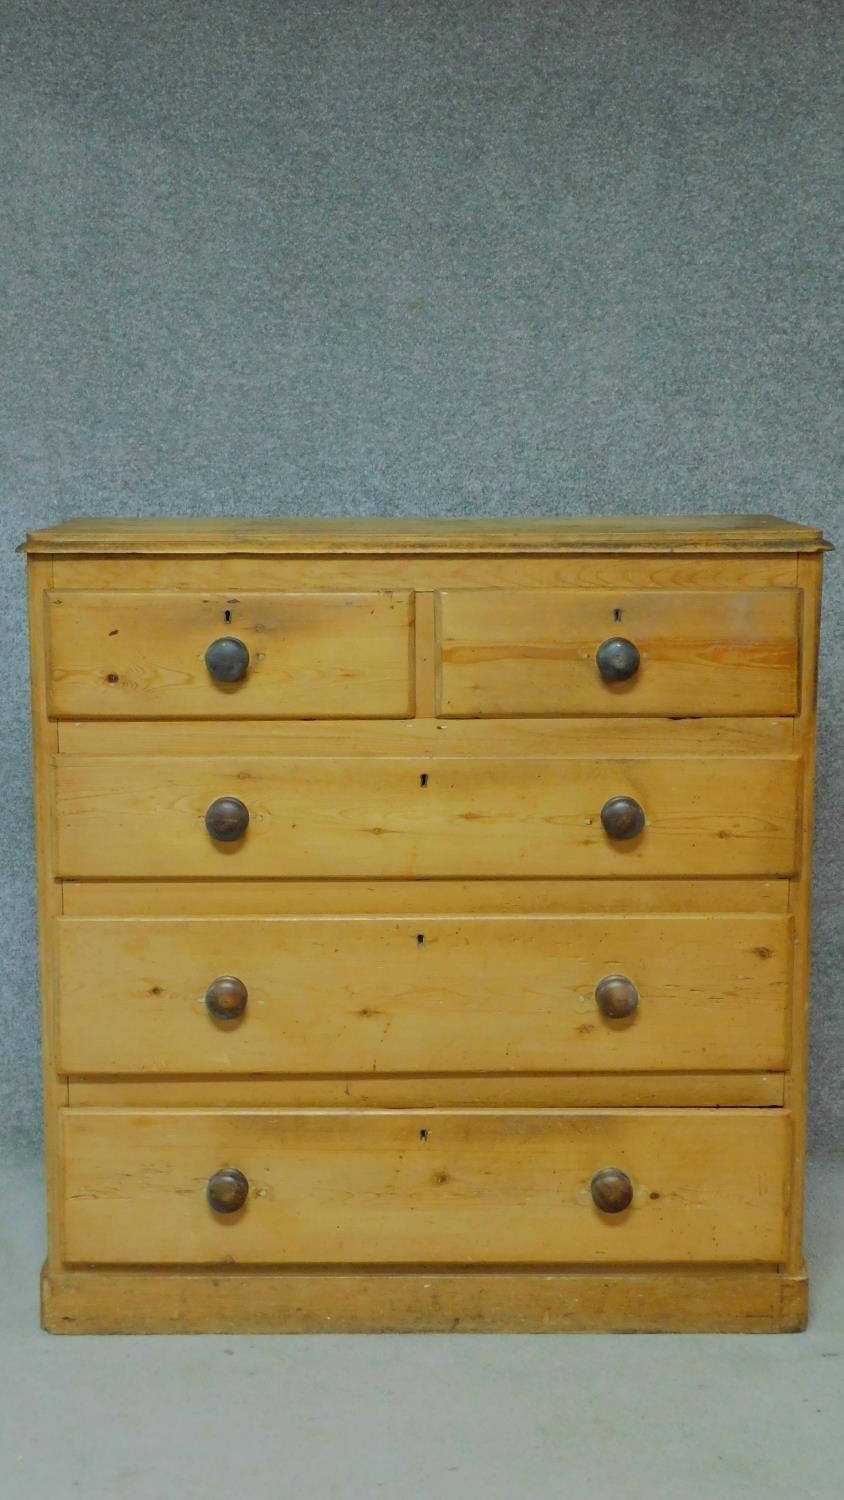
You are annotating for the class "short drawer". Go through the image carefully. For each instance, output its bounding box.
[56,914,792,1076]
[60,1108,790,1265]
[45,591,414,718]
[437,589,800,716]
[53,754,800,878]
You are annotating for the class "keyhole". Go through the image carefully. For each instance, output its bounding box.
[419,773,428,787]
[613,608,623,623]
[417,933,425,946]
[419,1129,428,1142]
[224,609,232,624]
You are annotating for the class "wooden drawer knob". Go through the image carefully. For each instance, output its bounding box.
[205,796,250,842]
[207,1167,250,1214]
[595,974,639,1019]
[596,637,640,683]
[600,795,645,841]
[590,1168,634,1214]
[205,636,250,682]
[205,975,248,1020]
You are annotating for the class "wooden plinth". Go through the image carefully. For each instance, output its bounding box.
[42,1265,808,1336]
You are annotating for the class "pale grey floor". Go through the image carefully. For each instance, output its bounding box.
[1,1155,842,1500]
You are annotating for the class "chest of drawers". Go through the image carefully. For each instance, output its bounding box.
[23,515,830,1334]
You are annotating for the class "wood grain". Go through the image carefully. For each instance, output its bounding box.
[57,714,796,758]
[53,753,800,879]
[61,1108,790,1266]
[438,589,799,716]
[23,516,827,1335]
[785,554,824,1272]
[412,592,438,717]
[55,913,791,1076]
[61,875,791,917]
[27,559,65,1276]
[46,590,413,718]
[50,554,803,590]
[22,514,831,555]
[66,1074,787,1109]
[41,1266,808,1335]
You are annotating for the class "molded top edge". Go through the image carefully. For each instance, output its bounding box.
[19,514,833,556]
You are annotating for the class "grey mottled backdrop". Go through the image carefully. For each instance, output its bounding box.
[2,1,841,1155]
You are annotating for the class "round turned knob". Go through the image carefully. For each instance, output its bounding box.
[205,637,250,683]
[595,974,639,1020]
[205,975,248,1021]
[590,1167,634,1214]
[205,796,250,842]
[207,1167,250,1215]
[601,795,645,842]
[596,637,640,683]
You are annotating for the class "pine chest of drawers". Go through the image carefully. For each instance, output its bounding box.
[22,515,830,1334]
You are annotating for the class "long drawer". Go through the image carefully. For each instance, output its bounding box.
[45,590,414,718]
[437,588,800,716]
[52,754,800,878]
[56,914,792,1075]
[60,1108,790,1265]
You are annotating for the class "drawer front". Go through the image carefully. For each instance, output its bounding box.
[45,591,414,718]
[53,755,800,879]
[437,589,800,716]
[61,1108,790,1265]
[56,914,792,1075]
